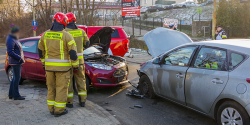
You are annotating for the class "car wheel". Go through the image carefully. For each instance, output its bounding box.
[217,101,250,125]
[7,67,24,85]
[139,75,156,99]
[182,5,186,8]
[85,75,90,92]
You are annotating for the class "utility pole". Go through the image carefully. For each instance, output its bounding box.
[33,0,36,36]
[212,0,216,38]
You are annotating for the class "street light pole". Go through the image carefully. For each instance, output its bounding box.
[212,0,216,39]
[33,0,36,36]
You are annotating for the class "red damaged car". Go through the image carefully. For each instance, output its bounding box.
[5,28,129,90]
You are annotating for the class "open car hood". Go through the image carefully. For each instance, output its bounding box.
[89,27,115,54]
[143,27,193,57]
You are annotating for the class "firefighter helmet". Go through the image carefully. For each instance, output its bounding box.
[66,12,77,23]
[52,12,68,26]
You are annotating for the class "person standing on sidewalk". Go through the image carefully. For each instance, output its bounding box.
[214,25,227,40]
[38,12,79,117]
[65,12,89,108]
[6,24,25,100]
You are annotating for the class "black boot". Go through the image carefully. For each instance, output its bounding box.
[50,112,54,115]
[54,109,68,117]
[66,104,73,108]
[14,96,25,100]
[80,102,85,107]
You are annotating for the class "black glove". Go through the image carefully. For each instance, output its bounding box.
[43,65,45,70]
[73,67,79,74]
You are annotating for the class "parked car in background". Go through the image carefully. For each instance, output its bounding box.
[138,27,250,125]
[173,1,199,8]
[164,5,173,10]
[5,28,129,90]
[200,0,213,6]
[141,6,149,13]
[146,4,164,13]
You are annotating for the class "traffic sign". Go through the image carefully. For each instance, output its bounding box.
[32,21,37,26]
[33,26,37,31]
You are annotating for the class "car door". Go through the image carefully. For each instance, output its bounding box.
[185,46,229,113]
[21,40,39,79]
[153,46,198,104]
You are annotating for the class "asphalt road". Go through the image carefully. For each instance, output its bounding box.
[0,47,217,125]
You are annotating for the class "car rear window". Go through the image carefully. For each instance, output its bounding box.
[231,53,245,67]
[194,47,227,71]
[111,29,120,38]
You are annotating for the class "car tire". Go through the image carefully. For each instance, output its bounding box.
[85,75,90,92]
[217,101,250,125]
[139,75,156,99]
[7,67,24,85]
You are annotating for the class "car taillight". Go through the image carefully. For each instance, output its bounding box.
[122,39,129,51]
[152,7,154,8]
[140,62,146,69]
[246,78,250,83]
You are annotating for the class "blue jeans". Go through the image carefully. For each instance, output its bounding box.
[9,65,21,98]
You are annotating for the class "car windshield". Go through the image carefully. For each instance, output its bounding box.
[83,47,101,55]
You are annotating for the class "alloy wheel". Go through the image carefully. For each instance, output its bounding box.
[8,68,13,82]
[221,107,243,125]
[142,81,149,95]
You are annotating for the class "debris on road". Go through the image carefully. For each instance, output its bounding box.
[126,81,145,99]
[106,109,112,111]
[129,107,134,109]
[134,105,143,108]
[126,89,145,99]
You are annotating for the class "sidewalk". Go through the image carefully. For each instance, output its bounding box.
[0,84,120,125]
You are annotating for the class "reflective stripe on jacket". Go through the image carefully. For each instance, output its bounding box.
[215,30,227,40]
[38,30,79,72]
[65,28,89,65]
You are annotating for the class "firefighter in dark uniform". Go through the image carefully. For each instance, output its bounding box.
[38,12,79,117]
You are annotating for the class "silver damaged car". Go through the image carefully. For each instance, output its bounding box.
[138,27,250,125]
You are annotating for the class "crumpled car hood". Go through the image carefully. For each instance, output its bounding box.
[143,27,193,57]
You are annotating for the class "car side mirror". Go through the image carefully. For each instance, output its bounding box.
[153,58,161,64]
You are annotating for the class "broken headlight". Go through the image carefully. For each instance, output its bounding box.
[86,63,112,70]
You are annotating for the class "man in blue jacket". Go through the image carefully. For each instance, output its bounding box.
[6,24,25,100]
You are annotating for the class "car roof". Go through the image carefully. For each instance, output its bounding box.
[186,39,250,55]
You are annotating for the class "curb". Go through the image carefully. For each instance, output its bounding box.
[86,100,121,125]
